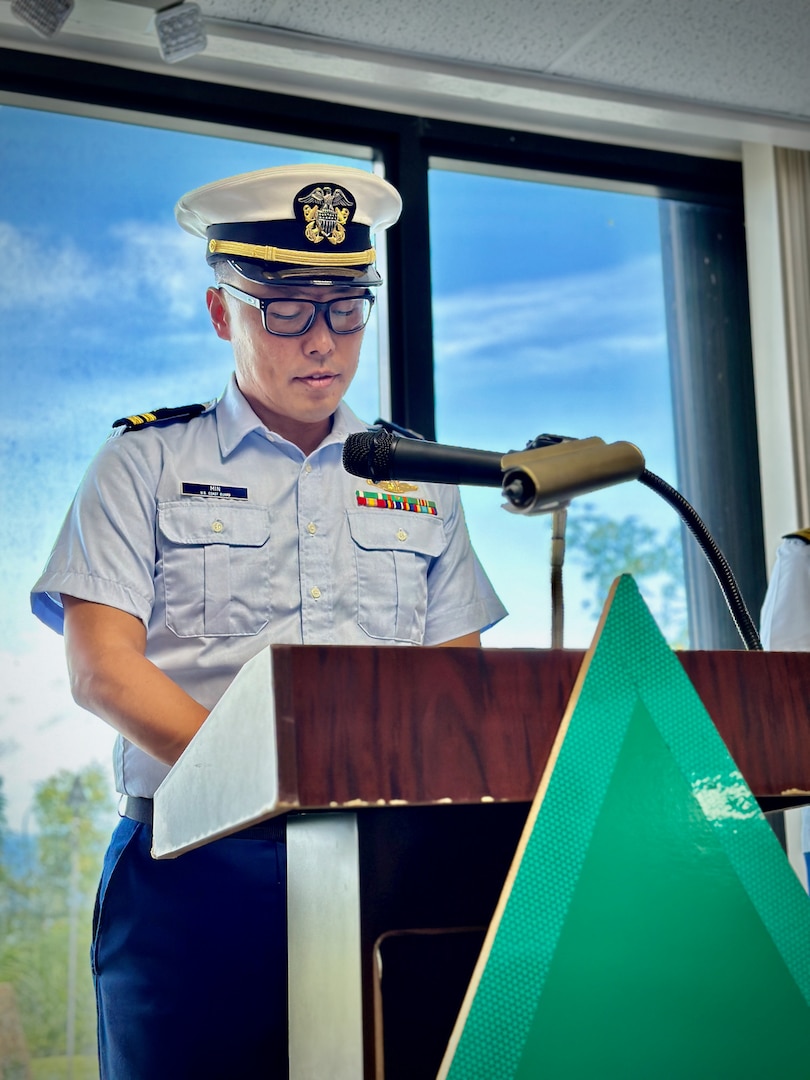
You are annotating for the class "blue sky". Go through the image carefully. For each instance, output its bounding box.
[0,102,681,829]
[429,168,672,461]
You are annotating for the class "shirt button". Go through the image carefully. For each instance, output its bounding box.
[306,522,317,535]
[397,529,408,542]
[310,586,322,600]
[304,463,313,474]
[211,520,224,533]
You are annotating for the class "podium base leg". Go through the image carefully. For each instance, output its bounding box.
[287,813,363,1080]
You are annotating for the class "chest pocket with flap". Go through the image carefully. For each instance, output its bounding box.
[347,509,447,643]
[157,500,272,637]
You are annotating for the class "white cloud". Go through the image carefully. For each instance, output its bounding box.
[107,221,212,320]
[433,255,667,375]
[0,221,103,310]
[0,218,212,319]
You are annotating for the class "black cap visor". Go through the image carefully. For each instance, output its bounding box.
[224,257,382,287]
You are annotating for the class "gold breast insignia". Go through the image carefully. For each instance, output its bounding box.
[373,479,419,494]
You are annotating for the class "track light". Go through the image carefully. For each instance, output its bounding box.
[10,0,73,37]
[155,2,207,63]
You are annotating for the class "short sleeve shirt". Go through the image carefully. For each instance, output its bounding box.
[32,375,506,797]
[760,535,810,652]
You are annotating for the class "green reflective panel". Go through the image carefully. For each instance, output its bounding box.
[441,575,810,1080]
[518,700,810,1076]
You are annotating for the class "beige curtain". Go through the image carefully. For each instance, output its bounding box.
[775,147,810,524]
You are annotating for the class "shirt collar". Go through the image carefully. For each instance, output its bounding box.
[214,374,266,458]
[215,373,368,458]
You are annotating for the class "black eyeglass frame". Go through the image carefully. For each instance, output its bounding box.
[217,281,375,337]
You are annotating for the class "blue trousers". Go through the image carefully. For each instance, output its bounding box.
[92,817,288,1079]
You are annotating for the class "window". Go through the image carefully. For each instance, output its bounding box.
[0,99,380,1074]
[0,53,762,1073]
[429,163,684,648]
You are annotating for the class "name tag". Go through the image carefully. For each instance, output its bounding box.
[182,482,248,500]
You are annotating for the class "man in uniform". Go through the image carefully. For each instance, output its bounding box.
[31,163,506,1078]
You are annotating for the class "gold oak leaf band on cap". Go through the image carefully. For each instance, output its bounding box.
[207,239,377,266]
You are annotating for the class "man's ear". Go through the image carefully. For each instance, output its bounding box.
[206,286,232,341]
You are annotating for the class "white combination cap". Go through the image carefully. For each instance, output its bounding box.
[175,163,402,286]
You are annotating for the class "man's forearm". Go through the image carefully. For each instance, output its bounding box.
[63,595,209,766]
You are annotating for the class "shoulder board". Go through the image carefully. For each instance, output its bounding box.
[784,527,810,544]
[112,403,207,433]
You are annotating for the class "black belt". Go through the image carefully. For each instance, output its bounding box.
[121,796,287,843]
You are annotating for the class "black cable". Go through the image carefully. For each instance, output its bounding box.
[638,469,763,651]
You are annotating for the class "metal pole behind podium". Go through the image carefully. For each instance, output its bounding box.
[287,813,364,1079]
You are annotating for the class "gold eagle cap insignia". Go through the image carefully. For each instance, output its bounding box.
[298,185,354,246]
[373,479,420,494]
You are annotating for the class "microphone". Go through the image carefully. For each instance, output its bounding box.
[342,427,646,513]
[342,427,506,487]
[344,426,760,651]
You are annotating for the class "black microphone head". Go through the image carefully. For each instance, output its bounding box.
[345,428,504,486]
[342,427,396,480]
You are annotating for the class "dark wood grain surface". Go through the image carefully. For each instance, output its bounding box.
[268,646,810,807]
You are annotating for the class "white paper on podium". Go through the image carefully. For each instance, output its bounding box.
[152,648,285,858]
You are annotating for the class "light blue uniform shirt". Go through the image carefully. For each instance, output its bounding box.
[32,375,506,797]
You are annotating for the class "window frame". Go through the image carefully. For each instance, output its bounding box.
[0,46,763,644]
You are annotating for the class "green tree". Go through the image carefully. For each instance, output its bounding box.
[0,771,36,996]
[0,764,114,1061]
[566,503,688,646]
[33,767,114,916]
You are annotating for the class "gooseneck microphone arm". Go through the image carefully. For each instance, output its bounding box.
[637,469,763,651]
[516,434,764,651]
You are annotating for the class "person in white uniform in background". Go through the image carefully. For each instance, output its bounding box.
[760,526,810,889]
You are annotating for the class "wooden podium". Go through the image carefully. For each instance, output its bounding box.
[152,645,810,1079]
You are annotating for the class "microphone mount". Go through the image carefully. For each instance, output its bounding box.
[503,433,762,650]
[499,436,646,515]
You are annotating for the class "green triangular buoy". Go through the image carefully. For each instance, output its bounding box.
[439,575,810,1079]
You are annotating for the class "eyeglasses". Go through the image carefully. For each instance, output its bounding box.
[217,282,375,337]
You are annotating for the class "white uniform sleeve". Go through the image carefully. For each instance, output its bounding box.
[760,537,810,652]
